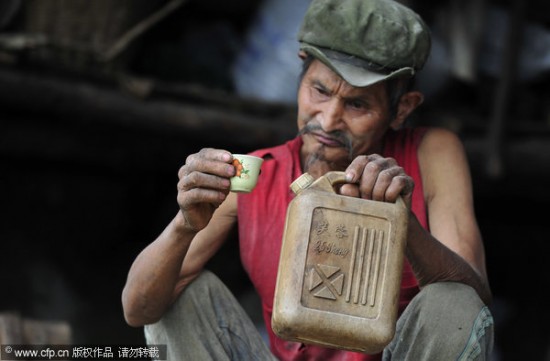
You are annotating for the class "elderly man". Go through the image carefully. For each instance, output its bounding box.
[122,0,494,359]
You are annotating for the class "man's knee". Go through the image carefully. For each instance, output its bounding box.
[389,282,494,360]
[412,282,493,339]
[144,270,223,344]
[176,270,225,306]
[420,282,485,318]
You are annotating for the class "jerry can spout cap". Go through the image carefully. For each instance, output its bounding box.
[290,173,315,194]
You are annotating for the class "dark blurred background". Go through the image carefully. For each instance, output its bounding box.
[0,0,549,360]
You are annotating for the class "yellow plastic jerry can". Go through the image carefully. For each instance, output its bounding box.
[272,171,409,354]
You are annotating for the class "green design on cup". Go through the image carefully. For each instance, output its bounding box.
[230,154,263,193]
[237,158,250,178]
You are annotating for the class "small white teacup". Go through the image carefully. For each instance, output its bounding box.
[230,154,263,193]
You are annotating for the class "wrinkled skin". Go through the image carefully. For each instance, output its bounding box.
[177,149,234,232]
[295,60,421,205]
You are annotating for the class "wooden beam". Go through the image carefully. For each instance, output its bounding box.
[0,67,298,151]
[0,312,71,344]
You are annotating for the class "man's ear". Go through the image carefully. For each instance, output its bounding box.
[298,50,307,60]
[390,91,424,129]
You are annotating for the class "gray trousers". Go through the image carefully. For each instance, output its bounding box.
[145,271,494,361]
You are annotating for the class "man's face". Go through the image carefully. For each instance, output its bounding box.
[297,59,393,173]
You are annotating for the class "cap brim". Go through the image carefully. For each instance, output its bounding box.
[301,44,414,87]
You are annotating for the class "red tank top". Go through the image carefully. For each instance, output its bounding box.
[238,128,429,361]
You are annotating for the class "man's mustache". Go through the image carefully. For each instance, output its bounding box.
[297,123,354,159]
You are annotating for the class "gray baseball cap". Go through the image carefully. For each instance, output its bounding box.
[298,0,431,87]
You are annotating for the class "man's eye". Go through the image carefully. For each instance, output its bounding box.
[314,87,330,96]
[348,100,366,110]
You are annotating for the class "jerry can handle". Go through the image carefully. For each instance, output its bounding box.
[322,171,348,188]
[298,171,407,208]
[290,171,347,194]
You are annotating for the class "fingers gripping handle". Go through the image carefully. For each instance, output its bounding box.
[290,171,406,207]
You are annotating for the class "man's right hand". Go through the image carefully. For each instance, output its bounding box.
[176,148,235,233]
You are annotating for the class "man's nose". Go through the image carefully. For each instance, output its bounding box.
[320,99,345,132]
